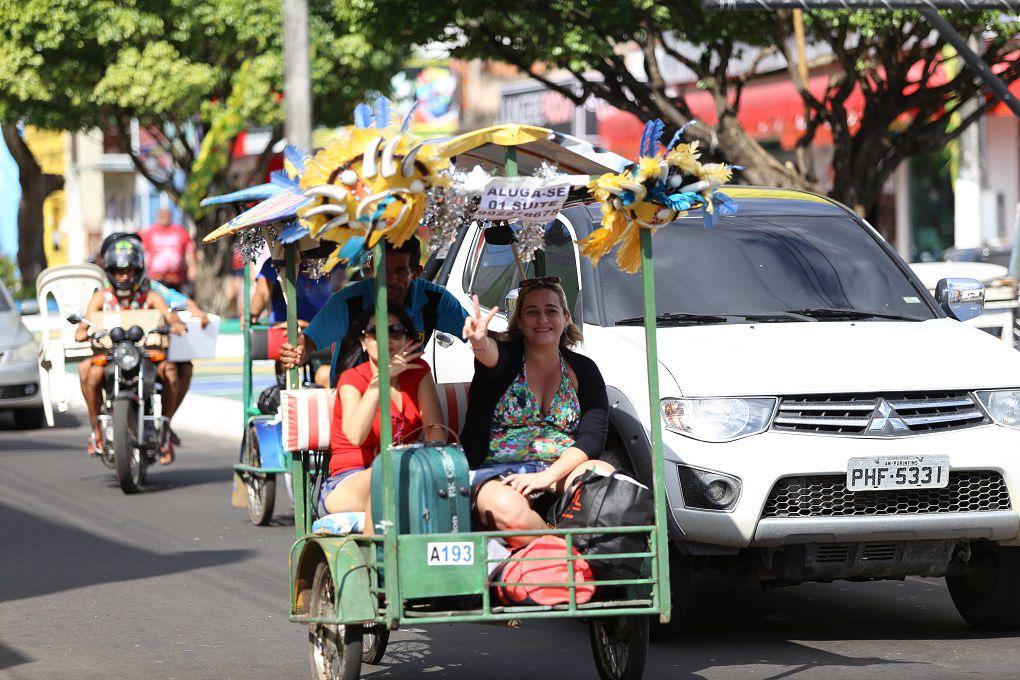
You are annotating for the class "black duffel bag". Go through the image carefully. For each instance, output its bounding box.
[550,469,654,580]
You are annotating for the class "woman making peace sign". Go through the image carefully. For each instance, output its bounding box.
[460,278,613,545]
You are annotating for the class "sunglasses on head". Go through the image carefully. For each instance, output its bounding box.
[518,276,561,289]
[363,324,409,339]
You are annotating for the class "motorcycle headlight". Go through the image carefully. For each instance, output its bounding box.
[661,397,777,442]
[112,342,141,372]
[7,339,38,365]
[975,390,1020,430]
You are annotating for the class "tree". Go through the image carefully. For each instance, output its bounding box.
[0,0,397,309]
[342,1,1018,227]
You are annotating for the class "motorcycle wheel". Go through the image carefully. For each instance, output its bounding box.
[112,400,144,494]
[244,424,276,526]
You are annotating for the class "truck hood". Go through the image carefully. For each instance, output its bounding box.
[601,318,1020,397]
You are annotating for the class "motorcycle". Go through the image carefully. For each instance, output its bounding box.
[67,312,172,493]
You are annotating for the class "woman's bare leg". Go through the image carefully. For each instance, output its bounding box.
[323,470,374,535]
[476,482,546,547]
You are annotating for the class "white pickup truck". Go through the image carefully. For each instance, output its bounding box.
[424,186,1020,629]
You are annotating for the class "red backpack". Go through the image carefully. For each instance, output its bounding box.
[492,535,596,606]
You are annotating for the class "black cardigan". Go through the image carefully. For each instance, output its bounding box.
[460,338,609,468]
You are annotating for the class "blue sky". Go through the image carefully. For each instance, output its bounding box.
[0,136,19,259]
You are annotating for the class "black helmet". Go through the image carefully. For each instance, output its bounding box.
[102,235,146,293]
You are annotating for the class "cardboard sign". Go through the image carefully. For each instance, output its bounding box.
[475,177,573,224]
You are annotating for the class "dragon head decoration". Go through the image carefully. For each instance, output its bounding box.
[298,98,449,259]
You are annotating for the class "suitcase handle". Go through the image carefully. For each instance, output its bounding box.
[403,423,461,447]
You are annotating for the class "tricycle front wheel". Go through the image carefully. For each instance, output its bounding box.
[308,559,363,680]
[589,616,649,680]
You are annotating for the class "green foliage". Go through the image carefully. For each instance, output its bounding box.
[0,254,18,293]
[0,0,400,224]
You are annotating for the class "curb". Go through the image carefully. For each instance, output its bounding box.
[55,372,243,442]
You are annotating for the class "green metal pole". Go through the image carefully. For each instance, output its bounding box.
[504,146,518,177]
[284,241,310,538]
[375,242,398,629]
[242,262,253,418]
[640,227,671,623]
[284,243,299,390]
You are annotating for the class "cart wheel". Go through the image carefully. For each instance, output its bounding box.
[308,559,363,680]
[244,425,276,526]
[589,616,649,680]
[361,625,389,665]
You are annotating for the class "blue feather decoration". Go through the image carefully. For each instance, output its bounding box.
[374,96,392,129]
[714,191,738,217]
[665,119,697,152]
[270,170,299,189]
[639,119,665,158]
[401,100,420,132]
[339,236,366,260]
[354,103,374,129]
[277,222,311,244]
[283,144,308,174]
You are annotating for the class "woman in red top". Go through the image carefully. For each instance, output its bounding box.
[320,304,445,532]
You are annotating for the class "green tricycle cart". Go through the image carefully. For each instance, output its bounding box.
[200,116,730,679]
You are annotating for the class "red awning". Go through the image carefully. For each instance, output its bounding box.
[594,54,1016,157]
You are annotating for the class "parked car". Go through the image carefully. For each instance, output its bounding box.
[942,245,1013,269]
[0,281,45,429]
[426,186,1020,629]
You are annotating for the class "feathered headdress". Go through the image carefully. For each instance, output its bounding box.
[578,120,738,273]
[297,96,449,260]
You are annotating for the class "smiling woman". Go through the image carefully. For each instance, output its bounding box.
[460,280,614,546]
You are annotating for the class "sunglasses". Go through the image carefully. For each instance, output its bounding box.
[518,276,561,289]
[363,324,409,339]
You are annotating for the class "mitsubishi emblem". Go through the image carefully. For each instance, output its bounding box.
[866,398,911,435]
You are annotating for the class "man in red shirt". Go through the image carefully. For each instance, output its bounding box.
[140,208,197,296]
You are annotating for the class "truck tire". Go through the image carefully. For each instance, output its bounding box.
[650,545,693,640]
[947,542,1020,629]
[12,406,46,430]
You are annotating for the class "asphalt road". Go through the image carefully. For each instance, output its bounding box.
[2,409,1018,680]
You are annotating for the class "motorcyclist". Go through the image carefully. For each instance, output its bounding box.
[76,235,186,463]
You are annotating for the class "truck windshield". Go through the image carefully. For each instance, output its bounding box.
[598,215,935,325]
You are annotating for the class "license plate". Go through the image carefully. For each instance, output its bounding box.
[847,455,950,491]
[426,542,475,566]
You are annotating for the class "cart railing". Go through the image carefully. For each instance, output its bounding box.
[288,523,662,627]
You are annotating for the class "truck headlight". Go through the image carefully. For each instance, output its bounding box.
[661,397,777,442]
[975,390,1020,430]
[112,342,141,372]
[7,339,38,364]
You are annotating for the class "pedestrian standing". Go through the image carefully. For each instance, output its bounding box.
[140,207,197,297]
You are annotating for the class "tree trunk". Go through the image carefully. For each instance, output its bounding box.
[2,125,62,289]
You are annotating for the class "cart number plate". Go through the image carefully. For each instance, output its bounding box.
[426,542,474,566]
[847,455,950,492]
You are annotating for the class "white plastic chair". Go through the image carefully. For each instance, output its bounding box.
[35,264,106,426]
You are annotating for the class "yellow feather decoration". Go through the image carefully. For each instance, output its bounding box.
[577,209,627,265]
[615,221,643,274]
[666,142,701,175]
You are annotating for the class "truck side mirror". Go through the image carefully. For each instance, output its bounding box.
[504,288,519,320]
[935,277,985,321]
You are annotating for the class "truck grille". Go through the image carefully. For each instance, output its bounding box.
[772,390,986,435]
[762,471,1011,518]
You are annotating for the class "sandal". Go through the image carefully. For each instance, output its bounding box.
[87,431,102,457]
[159,440,175,465]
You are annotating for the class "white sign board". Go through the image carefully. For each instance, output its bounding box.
[167,312,220,362]
[475,177,573,224]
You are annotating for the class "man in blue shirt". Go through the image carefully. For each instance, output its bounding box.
[279,238,468,385]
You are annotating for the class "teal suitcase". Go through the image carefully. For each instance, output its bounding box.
[370,444,471,534]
